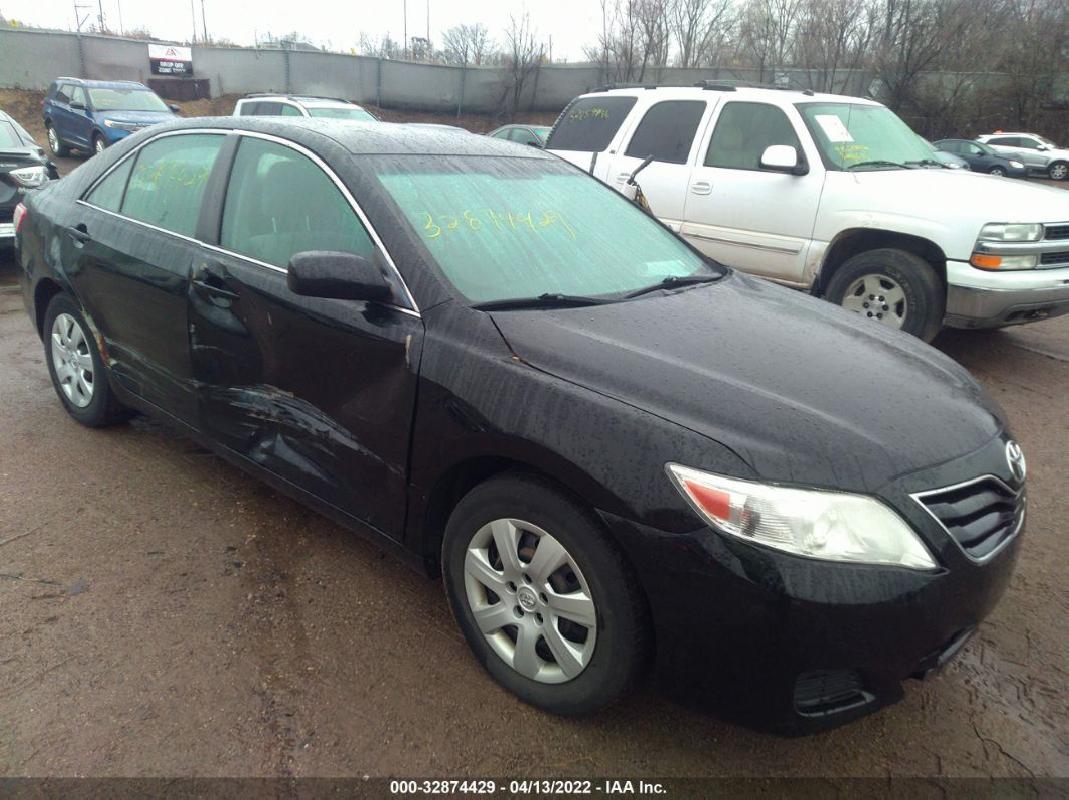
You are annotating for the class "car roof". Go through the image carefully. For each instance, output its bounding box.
[55,77,150,89]
[578,84,882,106]
[239,94,359,106]
[147,116,555,158]
[979,132,1039,137]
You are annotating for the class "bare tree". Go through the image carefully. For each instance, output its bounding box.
[793,0,876,92]
[737,0,806,80]
[358,32,403,59]
[501,14,544,118]
[441,23,495,66]
[669,0,734,69]
[995,0,1069,128]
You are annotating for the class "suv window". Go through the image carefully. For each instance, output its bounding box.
[121,134,224,236]
[86,158,135,212]
[249,102,282,116]
[988,137,1020,147]
[68,86,88,108]
[545,96,638,152]
[220,136,375,268]
[706,102,802,170]
[624,101,705,165]
[1017,137,1041,149]
[54,84,73,104]
[279,103,302,117]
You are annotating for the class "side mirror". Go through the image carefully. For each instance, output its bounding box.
[287,250,393,302]
[69,100,86,110]
[168,104,181,113]
[760,144,807,175]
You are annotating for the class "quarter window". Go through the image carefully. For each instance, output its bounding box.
[624,101,705,165]
[86,158,135,212]
[705,102,802,170]
[220,136,375,268]
[279,104,302,117]
[120,134,223,237]
[544,96,638,152]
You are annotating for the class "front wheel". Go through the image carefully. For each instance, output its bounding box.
[1048,161,1068,181]
[824,248,945,342]
[46,123,69,157]
[989,166,1006,177]
[92,133,107,156]
[442,474,649,716]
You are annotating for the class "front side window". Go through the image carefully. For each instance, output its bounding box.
[87,87,169,112]
[120,134,223,236]
[306,106,376,121]
[544,96,637,152]
[797,102,932,170]
[987,137,1018,147]
[279,104,302,117]
[221,136,375,268]
[625,101,705,165]
[54,84,73,104]
[490,128,511,140]
[69,87,88,108]
[1018,137,1041,150]
[706,102,802,170]
[86,158,135,212]
[375,156,716,304]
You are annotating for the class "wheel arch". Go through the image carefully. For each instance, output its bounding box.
[815,229,947,296]
[33,277,64,339]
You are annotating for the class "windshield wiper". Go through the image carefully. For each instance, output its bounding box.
[906,159,946,168]
[624,274,721,299]
[471,293,612,311]
[846,160,913,171]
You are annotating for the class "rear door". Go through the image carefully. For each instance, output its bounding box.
[544,95,639,173]
[70,131,226,420]
[602,99,712,229]
[187,133,423,538]
[680,100,823,284]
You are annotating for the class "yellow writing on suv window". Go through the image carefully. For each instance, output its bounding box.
[418,209,577,241]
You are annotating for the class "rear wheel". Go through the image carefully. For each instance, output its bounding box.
[1048,161,1068,181]
[92,133,107,156]
[824,248,944,342]
[43,294,129,427]
[442,474,649,715]
[46,123,69,157]
[989,166,1006,177]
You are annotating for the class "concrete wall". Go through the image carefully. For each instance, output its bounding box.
[0,26,1052,115]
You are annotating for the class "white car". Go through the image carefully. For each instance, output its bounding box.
[976,132,1069,181]
[546,85,1069,340]
[233,94,377,121]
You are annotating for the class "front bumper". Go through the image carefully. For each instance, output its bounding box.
[945,259,1069,328]
[601,438,1023,733]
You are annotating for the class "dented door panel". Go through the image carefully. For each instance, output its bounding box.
[189,250,424,539]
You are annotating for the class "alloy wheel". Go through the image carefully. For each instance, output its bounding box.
[47,126,59,153]
[50,313,94,408]
[839,273,907,329]
[94,137,106,155]
[1050,163,1068,181]
[463,518,597,684]
[990,167,1005,176]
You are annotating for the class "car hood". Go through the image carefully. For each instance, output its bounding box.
[490,273,1002,494]
[848,167,1069,222]
[95,110,175,125]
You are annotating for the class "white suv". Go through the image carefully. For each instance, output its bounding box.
[976,132,1069,181]
[546,85,1069,340]
[233,94,377,121]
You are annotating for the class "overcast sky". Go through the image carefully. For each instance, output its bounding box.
[1,0,604,60]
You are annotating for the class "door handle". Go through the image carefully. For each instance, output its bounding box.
[192,263,239,301]
[67,223,91,245]
[690,181,712,195]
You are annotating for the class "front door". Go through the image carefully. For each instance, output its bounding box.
[187,133,423,538]
[681,100,823,284]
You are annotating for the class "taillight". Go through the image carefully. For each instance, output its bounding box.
[13,202,27,234]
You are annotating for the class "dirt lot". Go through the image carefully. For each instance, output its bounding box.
[0,91,1067,785]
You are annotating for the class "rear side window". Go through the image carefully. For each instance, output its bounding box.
[279,104,302,117]
[220,136,375,268]
[624,100,705,165]
[705,102,802,170]
[237,101,261,116]
[988,137,1018,147]
[86,158,135,212]
[545,96,637,152]
[120,134,223,236]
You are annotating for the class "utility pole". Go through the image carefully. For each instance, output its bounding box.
[426,0,429,45]
[96,0,105,31]
[201,0,208,43]
[189,0,197,43]
[403,0,408,59]
[116,0,123,35]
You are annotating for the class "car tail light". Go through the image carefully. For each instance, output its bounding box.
[13,202,27,234]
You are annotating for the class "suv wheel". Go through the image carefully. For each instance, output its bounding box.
[1048,161,1068,181]
[442,474,649,716]
[824,248,944,342]
[43,294,130,427]
[92,133,107,156]
[46,123,69,157]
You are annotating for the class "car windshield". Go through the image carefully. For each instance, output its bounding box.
[373,155,719,304]
[307,106,376,121]
[88,87,170,112]
[798,102,933,170]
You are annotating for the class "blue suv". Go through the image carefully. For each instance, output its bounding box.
[43,78,178,157]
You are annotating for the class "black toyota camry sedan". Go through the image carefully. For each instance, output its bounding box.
[14,117,1025,731]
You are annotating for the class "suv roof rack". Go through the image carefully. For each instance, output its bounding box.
[593,83,661,92]
[694,79,815,95]
[242,93,354,103]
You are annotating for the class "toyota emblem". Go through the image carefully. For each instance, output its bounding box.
[1005,440,1027,484]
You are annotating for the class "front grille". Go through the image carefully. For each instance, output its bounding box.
[914,477,1024,561]
[794,670,872,717]
[1039,250,1069,266]
[1044,224,1069,241]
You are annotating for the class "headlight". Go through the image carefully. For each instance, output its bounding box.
[1009,161,1024,169]
[103,119,141,131]
[666,464,937,570]
[9,165,48,189]
[978,222,1043,242]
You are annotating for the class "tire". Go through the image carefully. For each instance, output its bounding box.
[46,123,69,157]
[989,166,1006,177]
[442,473,649,716]
[824,248,945,342]
[1048,161,1068,181]
[92,133,107,156]
[42,294,130,427]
